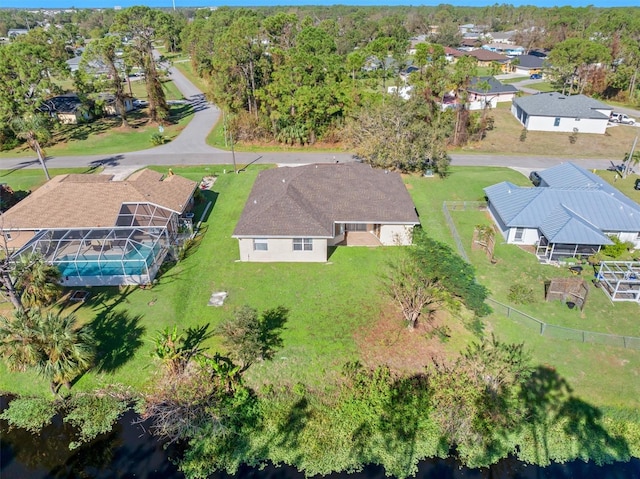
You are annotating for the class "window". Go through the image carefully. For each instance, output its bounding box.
[514,228,525,242]
[4,232,11,241]
[293,238,313,251]
[554,117,561,127]
[253,238,268,251]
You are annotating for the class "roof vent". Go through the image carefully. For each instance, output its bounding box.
[282,179,286,183]
[253,200,257,204]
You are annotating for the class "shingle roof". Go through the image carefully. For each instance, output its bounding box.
[444,47,464,57]
[468,76,518,95]
[233,163,420,237]
[513,92,612,119]
[464,50,509,62]
[484,163,640,244]
[515,54,545,69]
[1,169,197,230]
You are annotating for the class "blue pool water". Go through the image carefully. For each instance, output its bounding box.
[57,244,160,278]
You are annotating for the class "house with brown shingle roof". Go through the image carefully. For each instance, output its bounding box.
[464,49,510,68]
[232,163,420,262]
[2,169,198,287]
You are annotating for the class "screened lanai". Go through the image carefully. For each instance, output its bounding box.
[12,203,179,287]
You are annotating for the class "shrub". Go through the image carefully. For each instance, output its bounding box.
[601,236,633,259]
[507,283,536,305]
[150,133,166,145]
[64,393,129,449]
[519,128,527,142]
[0,396,59,433]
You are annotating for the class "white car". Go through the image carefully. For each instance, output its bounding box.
[609,112,636,125]
[133,99,148,108]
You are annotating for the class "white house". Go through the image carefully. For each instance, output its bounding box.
[233,163,420,262]
[511,92,613,134]
[484,162,640,262]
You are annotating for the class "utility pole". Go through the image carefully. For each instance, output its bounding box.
[623,135,638,179]
[230,130,237,174]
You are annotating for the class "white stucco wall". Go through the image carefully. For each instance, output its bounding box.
[524,115,608,134]
[617,232,640,249]
[506,227,539,245]
[379,225,415,245]
[237,237,328,262]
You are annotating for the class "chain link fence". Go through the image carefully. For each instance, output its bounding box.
[443,201,640,351]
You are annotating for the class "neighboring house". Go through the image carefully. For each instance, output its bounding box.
[444,46,464,63]
[482,43,524,56]
[408,35,428,55]
[463,49,510,68]
[512,92,613,134]
[388,85,413,100]
[40,94,93,124]
[1,170,198,286]
[459,38,481,50]
[485,31,517,44]
[232,163,420,262]
[97,93,134,116]
[484,162,640,262]
[8,29,29,39]
[511,54,545,75]
[466,76,518,109]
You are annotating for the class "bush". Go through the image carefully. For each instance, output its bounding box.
[601,236,633,259]
[507,283,536,305]
[150,133,167,146]
[0,396,59,433]
[64,393,130,449]
[519,128,527,142]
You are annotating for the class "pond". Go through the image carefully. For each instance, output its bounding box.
[2,396,640,479]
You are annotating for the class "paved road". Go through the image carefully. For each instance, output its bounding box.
[0,65,628,174]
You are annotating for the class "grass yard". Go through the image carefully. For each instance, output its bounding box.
[0,166,103,191]
[0,165,468,398]
[0,103,194,159]
[405,167,640,409]
[460,106,640,159]
[524,81,558,92]
[0,165,638,411]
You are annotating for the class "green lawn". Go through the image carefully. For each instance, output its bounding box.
[525,81,558,92]
[0,104,194,159]
[0,165,638,411]
[0,167,103,191]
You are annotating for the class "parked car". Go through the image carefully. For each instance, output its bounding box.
[529,171,542,186]
[529,73,542,80]
[635,178,640,191]
[133,99,148,108]
[609,112,636,125]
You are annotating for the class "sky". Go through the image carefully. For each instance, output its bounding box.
[1,0,639,10]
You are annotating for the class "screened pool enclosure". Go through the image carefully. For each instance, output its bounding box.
[12,203,183,287]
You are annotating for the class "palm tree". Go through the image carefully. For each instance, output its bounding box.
[35,311,95,394]
[0,309,94,394]
[14,253,61,308]
[0,308,40,372]
[10,114,52,181]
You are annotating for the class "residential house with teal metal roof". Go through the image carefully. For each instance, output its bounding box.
[484,163,640,262]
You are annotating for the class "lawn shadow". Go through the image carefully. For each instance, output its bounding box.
[521,365,630,465]
[274,395,310,462]
[86,154,124,169]
[195,190,218,223]
[169,103,194,122]
[88,309,146,373]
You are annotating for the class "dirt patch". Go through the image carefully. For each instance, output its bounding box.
[355,304,451,374]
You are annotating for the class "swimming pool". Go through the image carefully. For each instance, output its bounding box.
[56,243,161,279]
